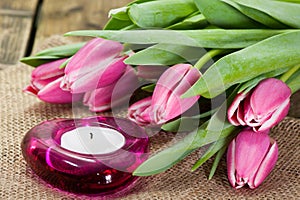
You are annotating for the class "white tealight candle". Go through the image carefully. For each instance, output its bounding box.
[61,126,125,154]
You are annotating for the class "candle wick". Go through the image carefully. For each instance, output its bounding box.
[90,133,93,139]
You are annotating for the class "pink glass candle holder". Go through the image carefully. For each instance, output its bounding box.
[21,116,149,196]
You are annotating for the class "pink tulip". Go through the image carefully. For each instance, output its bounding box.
[23,59,83,103]
[83,66,139,112]
[227,129,278,189]
[228,78,291,132]
[61,38,128,93]
[128,64,201,126]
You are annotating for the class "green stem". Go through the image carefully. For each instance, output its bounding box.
[194,49,231,70]
[280,64,300,82]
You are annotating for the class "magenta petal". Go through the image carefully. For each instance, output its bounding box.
[227,92,248,126]
[62,38,125,93]
[151,64,200,123]
[250,78,291,117]
[253,139,278,188]
[235,130,270,180]
[32,59,67,80]
[227,139,237,188]
[84,66,138,112]
[38,77,82,103]
[64,38,123,76]
[128,97,152,126]
[257,99,290,132]
[23,85,38,96]
[151,64,191,107]
[164,67,200,120]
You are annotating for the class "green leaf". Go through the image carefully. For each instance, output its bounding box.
[141,84,156,92]
[134,97,236,176]
[108,7,130,21]
[65,29,291,49]
[35,42,85,57]
[104,6,135,30]
[221,0,288,28]
[21,42,84,67]
[285,66,300,93]
[125,44,206,65]
[183,30,300,98]
[20,56,61,67]
[194,0,262,28]
[127,0,158,6]
[128,0,197,28]
[191,131,237,172]
[58,57,71,69]
[232,0,300,28]
[208,144,227,179]
[133,121,235,176]
[167,13,208,30]
[238,68,290,94]
[161,114,209,132]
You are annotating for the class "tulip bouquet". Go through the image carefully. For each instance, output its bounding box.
[21,0,300,190]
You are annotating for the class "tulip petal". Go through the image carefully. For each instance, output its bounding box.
[68,56,127,93]
[235,130,270,181]
[128,96,152,126]
[64,38,123,76]
[31,59,67,80]
[38,77,82,103]
[253,139,278,188]
[151,64,200,122]
[250,78,291,118]
[227,91,248,126]
[164,67,200,121]
[23,85,38,96]
[152,64,191,108]
[227,138,237,188]
[84,66,139,112]
[257,99,290,132]
[62,38,126,93]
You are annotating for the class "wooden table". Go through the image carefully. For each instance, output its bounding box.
[0,0,131,68]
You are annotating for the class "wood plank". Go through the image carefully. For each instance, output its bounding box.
[0,0,37,10]
[0,0,38,66]
[33,0,132,52]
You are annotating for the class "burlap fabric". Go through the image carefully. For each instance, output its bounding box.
[0,36,299,199]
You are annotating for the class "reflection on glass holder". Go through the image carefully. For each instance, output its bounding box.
[21,116,149,196]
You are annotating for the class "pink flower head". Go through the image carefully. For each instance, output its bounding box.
[23,59,82,103]
[227,129,278,189]
[128,64,201,126]
[83,66,139,112]
[228,78,291,132]
[61,38,128,93]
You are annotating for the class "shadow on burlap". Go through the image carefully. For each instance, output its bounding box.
[0,36,299,199]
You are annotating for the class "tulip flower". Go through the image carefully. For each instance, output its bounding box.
[23,59,83,103]
[61,38,128,93]
[228,78,291,132]
[227,129,278,189]
[128,64,201,126]
[83,66,139,112]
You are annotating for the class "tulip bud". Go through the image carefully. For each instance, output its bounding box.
[61,38,128,93]
[83,66,139,112]
[128,64,201,126]
[23,59,83,103]
[228,78,291,132]
[227,129,278,189]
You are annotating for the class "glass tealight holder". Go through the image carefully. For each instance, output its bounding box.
[21,116,149,196]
